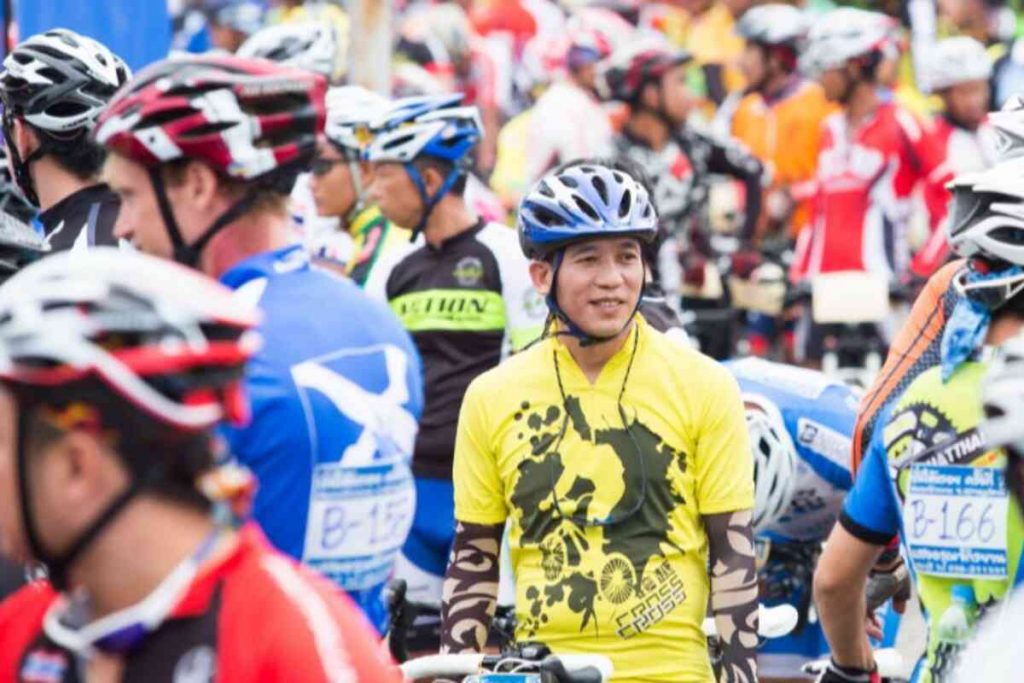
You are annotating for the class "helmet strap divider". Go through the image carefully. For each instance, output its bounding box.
[148,167,260,268]
[404,160,462,242]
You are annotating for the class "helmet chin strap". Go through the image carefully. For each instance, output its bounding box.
[149,168,260,268]
[3,117,49,208]
[545,249,647,347]
[14,405,156,592]
[403,161,463,242]
[343,156,367,227]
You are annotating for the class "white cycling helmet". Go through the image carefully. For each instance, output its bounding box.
[324,85,391,154]
[237,20,347,82]
[744,395,798,534]
[923,36,993,94]
[735,3,807,47]
[983,332,1024,456]
[800,8,897,76]
[945,162,1024,308]
[988,93,1024,163]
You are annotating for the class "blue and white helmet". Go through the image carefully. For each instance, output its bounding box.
[364,93,481,165]
[517,163,658,260]
[324,85,391,154]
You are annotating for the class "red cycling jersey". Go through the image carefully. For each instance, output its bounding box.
[0,524,402,682]
[911,115,998,278]
[792,101,950,282]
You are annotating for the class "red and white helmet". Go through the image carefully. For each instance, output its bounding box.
[0,247,259,430]
[94,54,326,189]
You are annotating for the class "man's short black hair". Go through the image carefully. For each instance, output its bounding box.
[32,124,107,181]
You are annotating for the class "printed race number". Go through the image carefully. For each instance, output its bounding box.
[903,465,1009,579]
[290,344,419,590]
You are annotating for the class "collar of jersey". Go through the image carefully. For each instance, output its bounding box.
[550,315,646,390]
[165,523,262,620]
[348,205,386,239]
[36,183,110,234]
[423,217,486,252]
[219,244,308,290]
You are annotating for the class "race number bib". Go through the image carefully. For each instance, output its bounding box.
[902,465,1009,579]
[304,460,416,590]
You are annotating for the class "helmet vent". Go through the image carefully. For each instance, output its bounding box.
[572,196,599,222]
[591,174,608,204]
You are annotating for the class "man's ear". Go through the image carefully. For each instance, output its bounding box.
[529,259,553,297]
[639,81,660,111]
[180,160,222,211]
[420,163,446,196]
[11,119,39,161]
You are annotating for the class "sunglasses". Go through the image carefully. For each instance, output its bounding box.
[310,156,348,177]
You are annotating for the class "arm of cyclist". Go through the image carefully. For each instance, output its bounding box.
[813,524,885,672]
[440,521,503,653]
[445,377,509,652]
[705,509,758,683]
[814,428,899,674]
[704,134,765,242]
[694,363,757,682]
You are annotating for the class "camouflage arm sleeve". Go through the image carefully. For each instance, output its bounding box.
[705,509,758,683]
[440,521,503,653]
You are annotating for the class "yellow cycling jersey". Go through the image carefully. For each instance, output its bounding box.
[454,315,754,682]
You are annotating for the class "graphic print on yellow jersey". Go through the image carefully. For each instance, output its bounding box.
[509,396,688,640]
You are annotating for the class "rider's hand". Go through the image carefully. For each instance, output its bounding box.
[865,551,911,614]
[813,659,880,683]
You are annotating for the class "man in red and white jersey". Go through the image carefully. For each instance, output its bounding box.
[0,249,401,682]
[912,35,998,279]
[794,7,949,286]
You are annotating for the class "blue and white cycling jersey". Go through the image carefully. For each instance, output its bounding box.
[726,357,857,543]
[220,245,424,633]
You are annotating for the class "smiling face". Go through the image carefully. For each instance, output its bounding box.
[531,237,645,339]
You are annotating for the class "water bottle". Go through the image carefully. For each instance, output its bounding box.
[931,585,977,682]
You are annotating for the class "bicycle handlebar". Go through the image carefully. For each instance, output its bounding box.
[400,653,613,682]
[702,603,799,640]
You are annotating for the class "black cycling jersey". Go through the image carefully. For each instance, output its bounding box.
[613,125,764,246]
[37,184,120,253]
[371,219,542,480]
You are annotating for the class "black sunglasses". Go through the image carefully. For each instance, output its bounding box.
[310,157,347,177]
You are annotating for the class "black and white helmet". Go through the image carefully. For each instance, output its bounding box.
[237,21,348,82]
[0,28,130,138]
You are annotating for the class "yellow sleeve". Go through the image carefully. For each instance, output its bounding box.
[453,377,509,525]
[693,361,755,515]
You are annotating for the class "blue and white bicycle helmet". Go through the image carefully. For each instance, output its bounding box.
[364,93,482,236]
[518,163,658,343]
[517,163,658,260]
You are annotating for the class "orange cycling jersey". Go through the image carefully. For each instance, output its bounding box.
[851,261,964,472]
[730,79,837,235]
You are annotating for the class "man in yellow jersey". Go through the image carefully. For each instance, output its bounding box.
[731,3,835,240]
[308,85,410,288]
[441,161,758,682]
